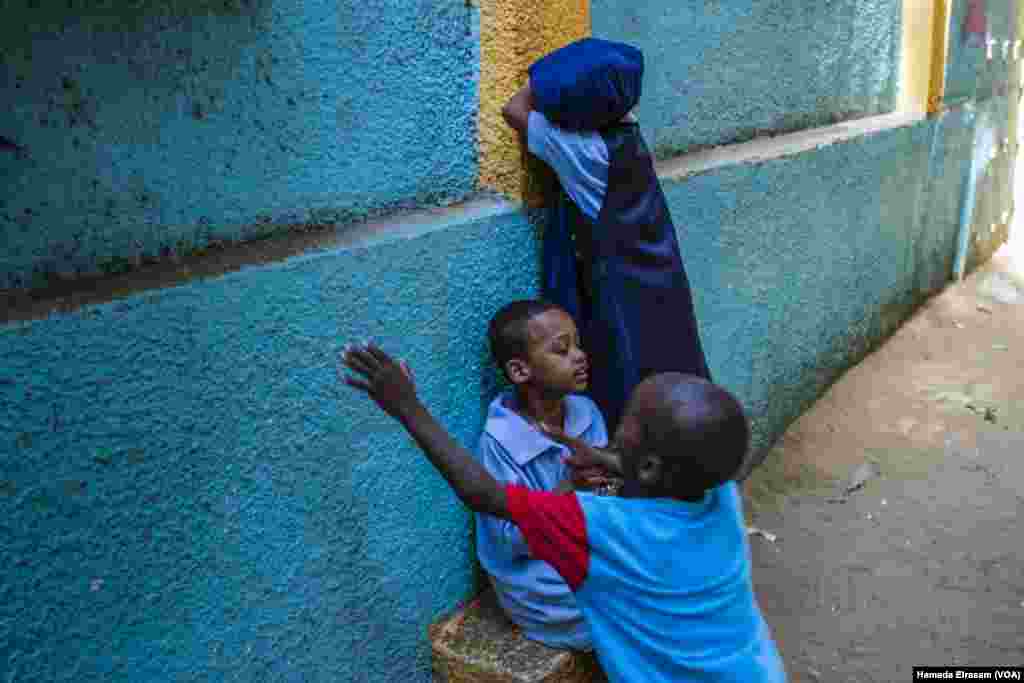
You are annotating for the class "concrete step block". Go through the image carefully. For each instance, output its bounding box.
[429,590,604,683]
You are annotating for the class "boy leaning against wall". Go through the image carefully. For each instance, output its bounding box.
[340,341,787,683]
[473,299,615,651]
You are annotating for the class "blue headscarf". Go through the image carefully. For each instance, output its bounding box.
[529,38,644,131]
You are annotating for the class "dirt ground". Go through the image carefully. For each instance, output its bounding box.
[743,240,1024,682]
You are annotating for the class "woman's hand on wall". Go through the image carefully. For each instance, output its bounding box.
[502,83,533,138]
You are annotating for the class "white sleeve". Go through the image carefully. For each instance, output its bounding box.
[526,110,562,166]
[526,111,609,221]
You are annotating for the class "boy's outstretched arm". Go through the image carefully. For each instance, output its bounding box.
[341,342,511,520]
[502,83,533,137]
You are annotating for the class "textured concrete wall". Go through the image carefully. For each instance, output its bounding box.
[944,0,1017,104]
[1,202,541,682]
[2,2,1017,681]
[901,0,938,113]
[0,0,479,289]
[3,109,1012,680]
[591,0,902,158]
[476,0,589,202]
[672,112,976,470]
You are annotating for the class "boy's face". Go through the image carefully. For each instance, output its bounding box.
[613,381,672,491]
[518,309,589,394]
[613,390,649,482]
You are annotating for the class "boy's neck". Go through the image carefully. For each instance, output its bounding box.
[513,386,567,432]
[620,478,709,502]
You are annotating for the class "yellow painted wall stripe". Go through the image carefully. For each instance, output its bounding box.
[927,0,951,114]
[901,0,938,114]
[477,0,590,204]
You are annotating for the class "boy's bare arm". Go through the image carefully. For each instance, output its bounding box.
[342,343,511,519]
[502,83,533,137]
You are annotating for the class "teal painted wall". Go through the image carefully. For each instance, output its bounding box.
[591,0,902,158]
[945,0,1017,105]
[2,104,1014,680]
[1,2,1018,681]
[681,106,1007,469]
[0,0,479,289]
[1,203,538,682]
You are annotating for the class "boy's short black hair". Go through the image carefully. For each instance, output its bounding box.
[640,375,749,497]
[488,300,563,378]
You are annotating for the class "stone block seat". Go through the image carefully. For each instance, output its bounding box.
[429,590,606,683]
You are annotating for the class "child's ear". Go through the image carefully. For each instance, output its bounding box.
[505,358,531,385]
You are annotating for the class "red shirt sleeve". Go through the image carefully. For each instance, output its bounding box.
[505,485,590,590]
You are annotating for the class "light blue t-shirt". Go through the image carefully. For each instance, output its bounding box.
[474,391,608,650]
[506,481,787,682]
[576,483,786,682]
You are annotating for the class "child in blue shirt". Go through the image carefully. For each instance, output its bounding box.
[341,342,787,683]
[476,300,614,650]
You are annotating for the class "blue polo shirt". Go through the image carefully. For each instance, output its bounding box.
[507,482,787,682]
[474,391,608,650]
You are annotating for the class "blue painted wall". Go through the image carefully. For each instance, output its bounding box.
[680,107,1003,462]
[1,2,1018,681]
[945,0,1017,105]
[2,103,1013,680]
[591,0,902,158]
[0,0,479,289]
[1,203,538,682]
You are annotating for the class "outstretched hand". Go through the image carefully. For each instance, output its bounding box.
[341,342,509,517]
[341,342,419,421]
